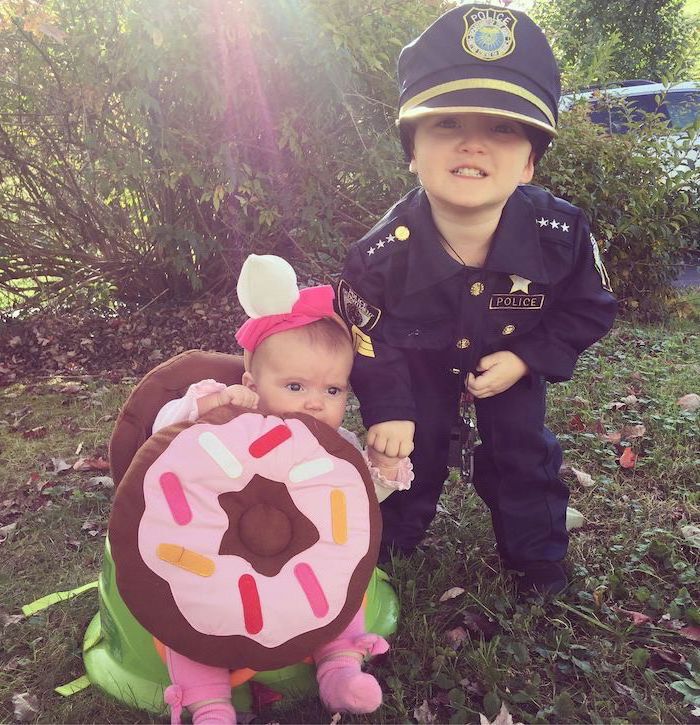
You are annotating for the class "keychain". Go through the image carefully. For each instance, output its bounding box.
[447,392,477,483]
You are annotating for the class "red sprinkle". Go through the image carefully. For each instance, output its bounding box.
[249,424,292,458]
[238,574,263,634]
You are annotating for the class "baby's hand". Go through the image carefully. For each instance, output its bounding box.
[197,385,259,417]
[367,420,415,458]
[216,385,259,410]
[466,351,528,398]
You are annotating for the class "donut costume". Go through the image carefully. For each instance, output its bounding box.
[109,405,381,670]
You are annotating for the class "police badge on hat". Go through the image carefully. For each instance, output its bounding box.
[462,7,517,61]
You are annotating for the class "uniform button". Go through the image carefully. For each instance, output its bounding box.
[470,282,484,296]
[502,324,516,335]
[394,225,410,241]
[456,338,470,349]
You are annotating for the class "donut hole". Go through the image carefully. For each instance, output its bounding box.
[218,474,320,577]
[239,503,292,556]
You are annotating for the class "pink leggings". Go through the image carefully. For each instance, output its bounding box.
[165,608,368,704]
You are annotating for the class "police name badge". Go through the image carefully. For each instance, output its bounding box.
[338,280,381,331]
[462,8,517,61]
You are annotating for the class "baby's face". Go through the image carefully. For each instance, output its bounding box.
[245,330,353,430]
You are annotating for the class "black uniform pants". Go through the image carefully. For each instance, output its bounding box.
[380,351,569,564]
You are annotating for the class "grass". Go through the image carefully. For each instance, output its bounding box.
[1,301,699,724]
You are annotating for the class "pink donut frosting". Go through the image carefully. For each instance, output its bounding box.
[137,413,372,649]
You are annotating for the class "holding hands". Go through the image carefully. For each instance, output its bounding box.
[466,351,528,399]
[367,420,415,459]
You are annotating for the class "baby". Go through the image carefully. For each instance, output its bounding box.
[153,254,412,724]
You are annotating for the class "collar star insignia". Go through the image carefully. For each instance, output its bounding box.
[509,274,532,293]
[376,239,385,248]
[367,246,376,256]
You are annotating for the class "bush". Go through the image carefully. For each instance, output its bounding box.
[0,0,434,306]
[536,103,699,319]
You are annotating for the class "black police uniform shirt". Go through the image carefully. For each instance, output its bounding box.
[337,184,617,429]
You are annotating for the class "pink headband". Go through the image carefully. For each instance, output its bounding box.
[235,285,347,352]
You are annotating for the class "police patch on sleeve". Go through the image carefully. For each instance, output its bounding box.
[338,280,381,331]
[589,234,613,292]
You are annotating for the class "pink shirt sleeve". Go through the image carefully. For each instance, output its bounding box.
[152,379,227,434]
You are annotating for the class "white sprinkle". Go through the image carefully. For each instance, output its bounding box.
[289,457,334,483]
[198,432,242,478]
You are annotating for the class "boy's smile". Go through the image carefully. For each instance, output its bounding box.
[410,112,535,222]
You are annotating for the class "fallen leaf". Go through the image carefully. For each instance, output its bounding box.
[571,467,595,487]
[565,507,585,530]
[50,458,72,474]
[480,703,520,725]
[73,456,110,471]
[445,626,468,649]
[679,524,700,548]
[88,476,114,488]
[621,423,646,439]
[12,692,39,723]
[677,393,700,412]
[568,414,586,431]
[619,447,638,468]
[463,611,498,639]
[414,700,438,725]
[439,586,465,602]
[679,626,700,643]
[599,429,622,444]
[0,522,17,541]
[621,394,638,406]
[648,646,686,668]
[618,608,651,626]
[22,426,47,439]
[0,608,24,628]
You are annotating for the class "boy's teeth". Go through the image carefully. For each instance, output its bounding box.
[453,167,485,177]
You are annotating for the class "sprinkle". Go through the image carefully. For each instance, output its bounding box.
[289,457,334,483]
[330,489,348,544]
[159,472,192,525]
[294,563,329,618]
[156,543,215,577]
[238,574,263,634]
[198,431,242,478]
[249,424,292,458]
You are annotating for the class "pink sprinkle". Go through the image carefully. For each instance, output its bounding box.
[159,472,192,526]
[294,563,329,618]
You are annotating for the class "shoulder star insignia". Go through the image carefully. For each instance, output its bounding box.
[386,233,396,243]
[550,219,560,229]
[509,274,532,293]
[367,246,375,256]
[537,217,549,227]
[376,239,385,248]
[561,223,570,232]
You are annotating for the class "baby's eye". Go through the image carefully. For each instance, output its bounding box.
[327,387,342,396]
[286,382,303,392]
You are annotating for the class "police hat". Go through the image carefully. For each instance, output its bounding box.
[398,4,560,138]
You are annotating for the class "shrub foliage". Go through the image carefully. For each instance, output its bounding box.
[0,0,698,318]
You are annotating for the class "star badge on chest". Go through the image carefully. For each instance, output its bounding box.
[509,274,532,293]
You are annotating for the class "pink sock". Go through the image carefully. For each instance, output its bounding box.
[315,654,383,714]
[164,647,235,724]
[312,609,389,715]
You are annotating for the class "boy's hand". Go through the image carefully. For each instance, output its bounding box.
[466,351,528,399]
[367,420,415,458]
